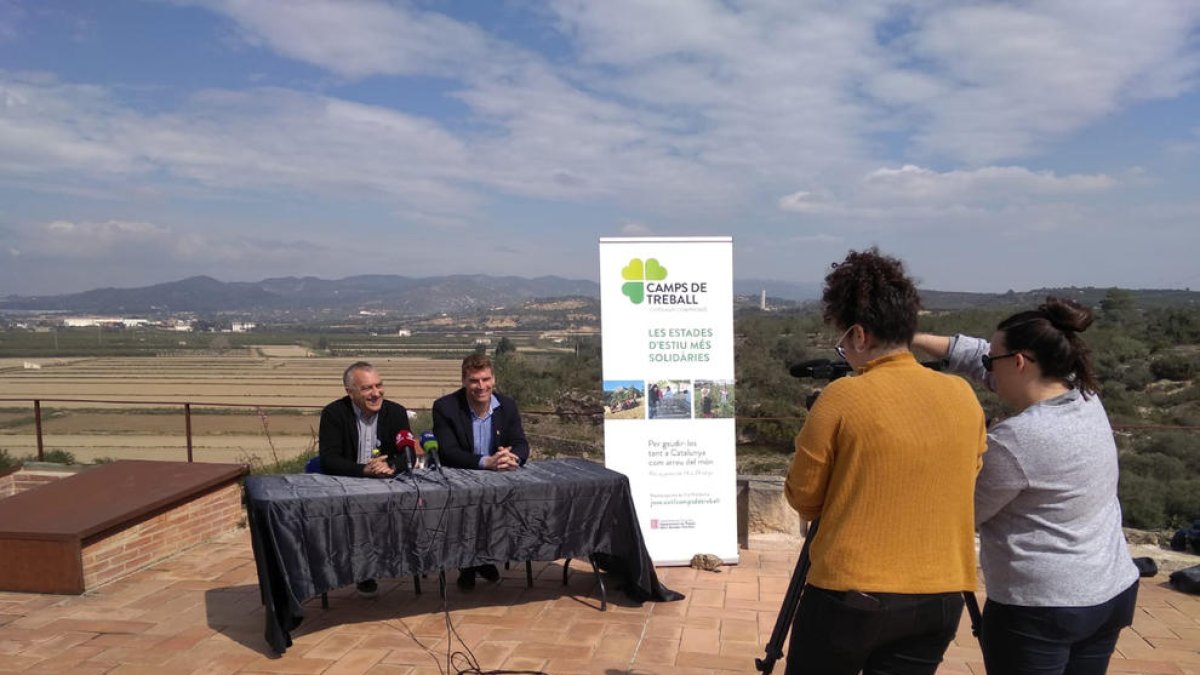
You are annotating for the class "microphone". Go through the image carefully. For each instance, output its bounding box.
[789,359,854,380]
[394,430,418,474]
[419,432,442,473]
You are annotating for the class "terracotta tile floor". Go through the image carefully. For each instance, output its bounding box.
[0,529,1197,674]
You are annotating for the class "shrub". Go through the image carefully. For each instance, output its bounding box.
[1121,452,1186,482]
[1119,473,1165,529]
[1135,430,1200,473]
[1098,384,1139,422]
[0,448,18,471]
[1150,354,1196,381]
[1164,480,1200,530]
[1119,363,1153,391]
[40,449,78,465]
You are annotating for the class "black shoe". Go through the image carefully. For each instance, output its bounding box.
[456,569,476,591]
[356,579,378,598]
[478,564,500,583]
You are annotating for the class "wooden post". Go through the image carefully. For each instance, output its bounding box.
[34,400,44,461]
[185,403,193,462]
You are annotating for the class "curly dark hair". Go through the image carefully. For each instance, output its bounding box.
[997,296,1100,395]
[821,247,922,345]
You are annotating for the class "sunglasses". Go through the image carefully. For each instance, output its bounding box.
[982,352,1035,372]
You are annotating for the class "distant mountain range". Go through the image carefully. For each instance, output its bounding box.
[0,275,598,316]
[0,274,1195,316]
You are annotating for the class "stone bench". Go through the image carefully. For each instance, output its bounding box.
[0,460,247,594]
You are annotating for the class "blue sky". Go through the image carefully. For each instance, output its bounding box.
[1,0,1199,295]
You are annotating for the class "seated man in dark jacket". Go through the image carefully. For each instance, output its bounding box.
[318,361,412,596]
[432,353,529,588]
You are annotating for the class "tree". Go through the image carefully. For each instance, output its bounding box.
[494,336,516,356]
[1099,288,1138,327]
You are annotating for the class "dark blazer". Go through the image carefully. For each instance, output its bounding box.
[431,389,529,469]
[318,396,411,477]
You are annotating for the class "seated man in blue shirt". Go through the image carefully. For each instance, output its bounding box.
[432,353,529,589]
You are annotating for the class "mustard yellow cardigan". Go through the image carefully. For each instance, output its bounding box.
[785,351,987,593]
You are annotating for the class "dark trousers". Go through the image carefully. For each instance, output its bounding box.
[786,586,964,675]
[980,581,1138,675]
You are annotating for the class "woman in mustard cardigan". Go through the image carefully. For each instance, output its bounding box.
[784,248,988,675]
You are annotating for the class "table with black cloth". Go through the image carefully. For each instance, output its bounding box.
[244,458,683,653]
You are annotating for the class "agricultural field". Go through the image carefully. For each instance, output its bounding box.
[0,351,461,465]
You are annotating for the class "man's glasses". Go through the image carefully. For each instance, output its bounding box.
[834,325,855,362]
[982,352,1035,372]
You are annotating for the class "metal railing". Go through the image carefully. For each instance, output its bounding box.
[1,397,1195,464]
[2,397,330,463]
[0,397,606,464]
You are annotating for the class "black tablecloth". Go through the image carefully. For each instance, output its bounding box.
[244,458,682,653]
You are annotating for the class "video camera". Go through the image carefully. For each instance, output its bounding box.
[788,358,854,381]
[788,357,948,410]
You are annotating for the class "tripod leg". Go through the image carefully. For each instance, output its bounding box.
[755,519,819,674]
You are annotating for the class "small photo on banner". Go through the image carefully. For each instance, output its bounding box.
[646,379,692,420]
[603,379,645,420]
[693,379,735,419]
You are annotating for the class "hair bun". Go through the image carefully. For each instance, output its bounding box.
[1039,296,1094,333]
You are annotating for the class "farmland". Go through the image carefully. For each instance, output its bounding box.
[0,351,462,465]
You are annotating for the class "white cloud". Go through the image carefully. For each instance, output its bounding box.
[6,1,1194,224]
[862,165,1115,201]
[781,164,1115,213]
[890,1,1200,162]
[619,221,653,236]
[778,190,846,215]
[200,0,503,79]
[13,218,328,265]
[23,219,173,259]
[1,1,1200,292]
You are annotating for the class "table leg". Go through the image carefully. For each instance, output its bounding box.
[589,556,607,612]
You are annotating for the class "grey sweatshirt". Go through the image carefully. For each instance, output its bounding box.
[947,335,1138,606]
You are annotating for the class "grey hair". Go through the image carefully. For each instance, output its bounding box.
[342,361,375,388]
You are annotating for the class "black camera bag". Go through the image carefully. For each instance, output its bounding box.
[1169,564,1200,594]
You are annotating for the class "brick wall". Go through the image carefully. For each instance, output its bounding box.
[80,481,244,590]
[0,467,74,498]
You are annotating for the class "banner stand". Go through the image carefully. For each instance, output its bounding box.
[599,237,738,565]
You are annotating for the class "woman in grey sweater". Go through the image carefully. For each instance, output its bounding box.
[914,297,1138,675]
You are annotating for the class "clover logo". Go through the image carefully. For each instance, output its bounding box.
[621,258,667,304]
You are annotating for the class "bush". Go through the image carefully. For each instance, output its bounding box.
[1164,480,1200,530]
[1121,452,1186,482]
[1150,354,1196,381]
[1119,363,1154,391]
[1135,431,1200,473]
[0,448,18,471]
[251,450,316,476]
[1098,384,1139,422]
[40,449,78,465]
[1119,473,1166,529]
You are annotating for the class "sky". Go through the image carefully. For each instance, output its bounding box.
[1,0,1199,296]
